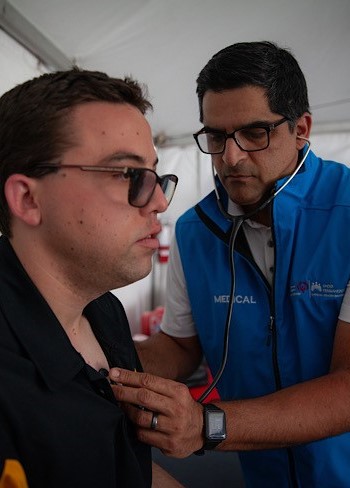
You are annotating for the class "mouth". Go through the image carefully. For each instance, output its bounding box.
[224,170,253,177]
[225,173,253,182]
[136,226,162,249]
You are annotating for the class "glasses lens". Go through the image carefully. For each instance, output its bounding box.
[128,169,178,208]
[197,132,226,154]
[195,126,271,154]
[159,175,178,205]
[128,169,156,207]
[235,127,269,151]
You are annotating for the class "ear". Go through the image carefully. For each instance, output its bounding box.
[295,112,312,150]
[4,174,42,227]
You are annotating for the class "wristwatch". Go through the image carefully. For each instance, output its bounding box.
[195,403,226,455]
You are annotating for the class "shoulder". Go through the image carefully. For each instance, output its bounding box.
[176,189,224,239]
[310,151,350,180]
[306,153,350,205]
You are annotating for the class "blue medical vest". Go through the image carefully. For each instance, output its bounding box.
[176,150,350,487]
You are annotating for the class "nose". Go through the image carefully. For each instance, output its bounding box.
[222,137,245,167]
[142,183,169,214]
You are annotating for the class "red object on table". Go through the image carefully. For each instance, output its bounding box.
[141,306,164,336]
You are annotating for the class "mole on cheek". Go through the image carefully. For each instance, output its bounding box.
[79,220,84,225]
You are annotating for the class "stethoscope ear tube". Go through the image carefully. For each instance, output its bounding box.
[212,139,311,222]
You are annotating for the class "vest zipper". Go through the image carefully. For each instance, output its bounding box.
[271,204,299,488]
[266,315,273,347]
[268,297,281,391]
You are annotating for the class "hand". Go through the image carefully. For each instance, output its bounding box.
[110,368,204,458]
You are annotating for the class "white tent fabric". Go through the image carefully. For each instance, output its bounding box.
[0,29,45,93]
[1,0,350,139]
[311,132,350,165]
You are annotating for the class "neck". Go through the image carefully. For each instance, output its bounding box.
[241,192,272,226]
[245,204,272,226]
[9,235,110,371]
[9,235,92,333]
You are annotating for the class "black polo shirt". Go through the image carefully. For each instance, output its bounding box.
[0,237,151,488]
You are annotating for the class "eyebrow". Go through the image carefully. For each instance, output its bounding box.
[100,152,159,169]
[204,119,275,132]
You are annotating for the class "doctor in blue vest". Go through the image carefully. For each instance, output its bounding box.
[111,41,350,487]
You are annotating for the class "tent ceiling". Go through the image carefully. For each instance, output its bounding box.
[2,0,350,143]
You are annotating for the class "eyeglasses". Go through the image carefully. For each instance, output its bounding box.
[32,164,178,208]
[193,117,289,154]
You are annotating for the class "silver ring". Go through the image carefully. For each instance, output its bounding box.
[150,412,158,430]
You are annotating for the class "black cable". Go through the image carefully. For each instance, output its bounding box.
[197,216,244,403]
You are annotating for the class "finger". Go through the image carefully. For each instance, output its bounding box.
[121,403,176,443]
[136,424,198,459]
[112,383,178,418]
[110,368,181,397]
[114,385,192,437]
[121,402,158,429]
[126,409,187,457]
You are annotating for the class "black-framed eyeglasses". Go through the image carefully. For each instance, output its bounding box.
[193,117,289,154]
[31,164,178,208]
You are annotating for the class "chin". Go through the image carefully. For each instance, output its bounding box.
[231,196,262,208]
[131,262,153,284]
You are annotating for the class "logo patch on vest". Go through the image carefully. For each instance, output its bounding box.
[290,281,345,298]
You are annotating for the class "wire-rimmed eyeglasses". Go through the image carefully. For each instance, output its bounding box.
[193,117,289,154]
[31,164,178,208]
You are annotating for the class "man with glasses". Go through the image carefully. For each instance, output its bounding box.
[111,42,350,487]
[0,68,181,488]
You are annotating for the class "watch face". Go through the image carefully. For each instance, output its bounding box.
[206,410,226,440]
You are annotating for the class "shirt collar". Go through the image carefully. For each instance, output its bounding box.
[227,199,269,229]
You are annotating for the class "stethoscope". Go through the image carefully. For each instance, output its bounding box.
[198,138,311,403]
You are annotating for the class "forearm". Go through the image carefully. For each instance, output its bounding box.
[218,369,350,451]
[135,331,202,380]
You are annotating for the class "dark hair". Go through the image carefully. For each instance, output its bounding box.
[196,41,310,124]
[0,67,152,236]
